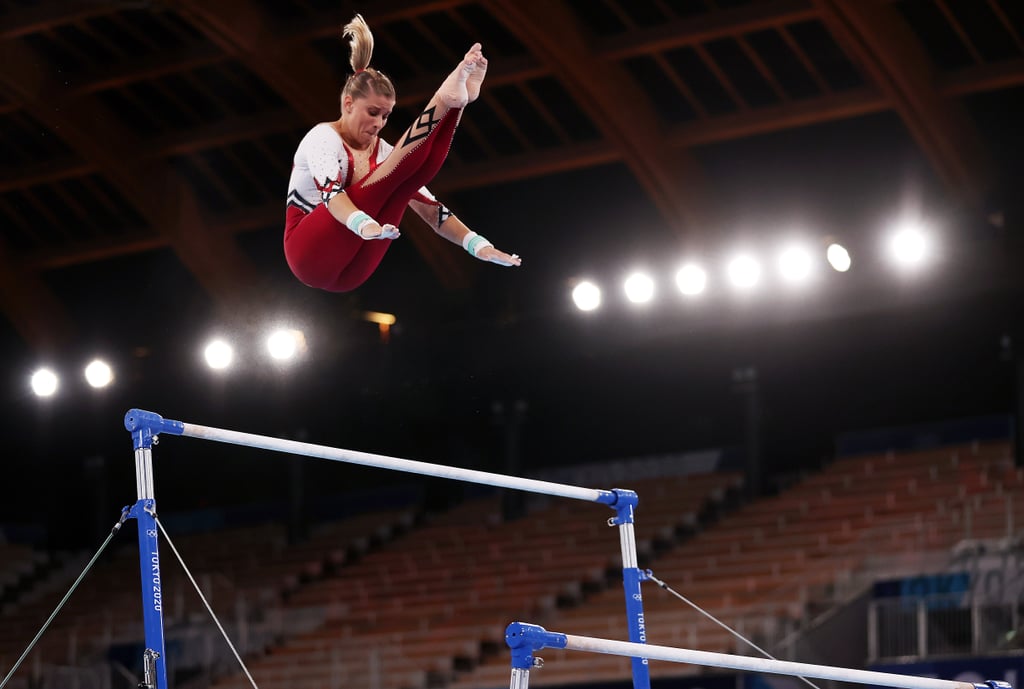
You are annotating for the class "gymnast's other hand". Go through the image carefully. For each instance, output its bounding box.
[478,246,521,267]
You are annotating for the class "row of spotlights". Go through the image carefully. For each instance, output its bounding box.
[204,329,307,370]
[573,227,932,311]
[31,359,114,397]
[30,329,307,398]
[574,242,848,312]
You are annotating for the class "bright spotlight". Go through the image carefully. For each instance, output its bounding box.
[888,223,930,268]
[727,255,761,290]
[267,329,305,361]
[572,281,601,312]
[31,368,59,397]
[623,272,655,304]
[675,264,707,296]
[826,243,852,272]
[84,359,113,388]
[203,339,234,370]
[777,245,814,284]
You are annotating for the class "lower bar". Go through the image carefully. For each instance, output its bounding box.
[562,633,985,689]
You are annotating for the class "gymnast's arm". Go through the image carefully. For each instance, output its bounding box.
[408,192,521,267]
[325,191,398,240]
[302,124,396,239]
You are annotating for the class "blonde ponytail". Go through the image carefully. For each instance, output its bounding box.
[343,14,374,73]
[339,14,395,110]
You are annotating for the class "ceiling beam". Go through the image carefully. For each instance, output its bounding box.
[298,0,478,41]
[0,0,115,39]
[0,159,94,193]
[0,108,300,194]
[814,0,993,212]
[25,202,281,270]
[436,141,618,192]
[6,30,1024,277]
[670,86,888,147]
[944,56,1024,95]
[70,42,225,97]
[0,238,75,353]
[15,52,1024,273]
[599,0,818,61]
[482,0,715,244]
[0,37,264,331]
[4,52,1023,196]
[0,27,79,350]
[173,0,472,288]
[172,0,335,124]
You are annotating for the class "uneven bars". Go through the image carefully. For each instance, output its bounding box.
[124,409,616,504]
[505,623,1009,689]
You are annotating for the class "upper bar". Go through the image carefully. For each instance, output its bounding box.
[124,409,616,504]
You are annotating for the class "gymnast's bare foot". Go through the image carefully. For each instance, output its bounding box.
[436,43,483,109]
[466,48,487,103]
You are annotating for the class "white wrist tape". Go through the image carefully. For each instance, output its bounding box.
[345,210,377,236]
[462,231,493,257]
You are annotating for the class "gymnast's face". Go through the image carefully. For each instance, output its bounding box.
[344,91,395,148]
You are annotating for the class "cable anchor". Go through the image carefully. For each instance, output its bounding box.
[138,648,160,689]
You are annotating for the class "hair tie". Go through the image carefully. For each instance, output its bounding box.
[355,68,365,74]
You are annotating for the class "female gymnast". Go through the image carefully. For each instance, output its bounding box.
[284,15,521,293]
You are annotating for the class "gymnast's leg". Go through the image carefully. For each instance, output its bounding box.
[326,106,467,290]
[336,43,486,228]
[366,42,485,188]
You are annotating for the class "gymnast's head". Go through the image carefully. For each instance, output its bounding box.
[339,15,396,121]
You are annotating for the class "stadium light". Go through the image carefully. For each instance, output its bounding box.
[84,359,114,388]
[826,243,852,272]
[30,367,59,397]
[675,264,707,296]
[777,245,814,284]
[727,254,761,290]
[887,221,931,269]
[623,272,655,304]
[266,328,306,362]
[361,311,396,343]
[203,338,234,371]
[572,280,602,312]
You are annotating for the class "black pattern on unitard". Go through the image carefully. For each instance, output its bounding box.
[403,106,442,146]
[437,203,452,227]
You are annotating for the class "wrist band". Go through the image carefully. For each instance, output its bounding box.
[463,232,493,257]
[345,210,375,236]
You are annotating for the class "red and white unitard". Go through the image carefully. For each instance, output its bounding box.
[284,108,458,292]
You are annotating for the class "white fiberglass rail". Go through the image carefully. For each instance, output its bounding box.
[124,409,616,504]
[505,623,1009,689]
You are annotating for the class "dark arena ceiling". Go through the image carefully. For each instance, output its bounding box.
[1,0,1024,527]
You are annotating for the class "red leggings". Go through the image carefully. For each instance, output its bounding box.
[284,108,461,292]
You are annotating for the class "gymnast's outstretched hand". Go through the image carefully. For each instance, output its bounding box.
[477,245,522,267]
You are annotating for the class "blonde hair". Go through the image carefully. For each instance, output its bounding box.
[340,14,395,108]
